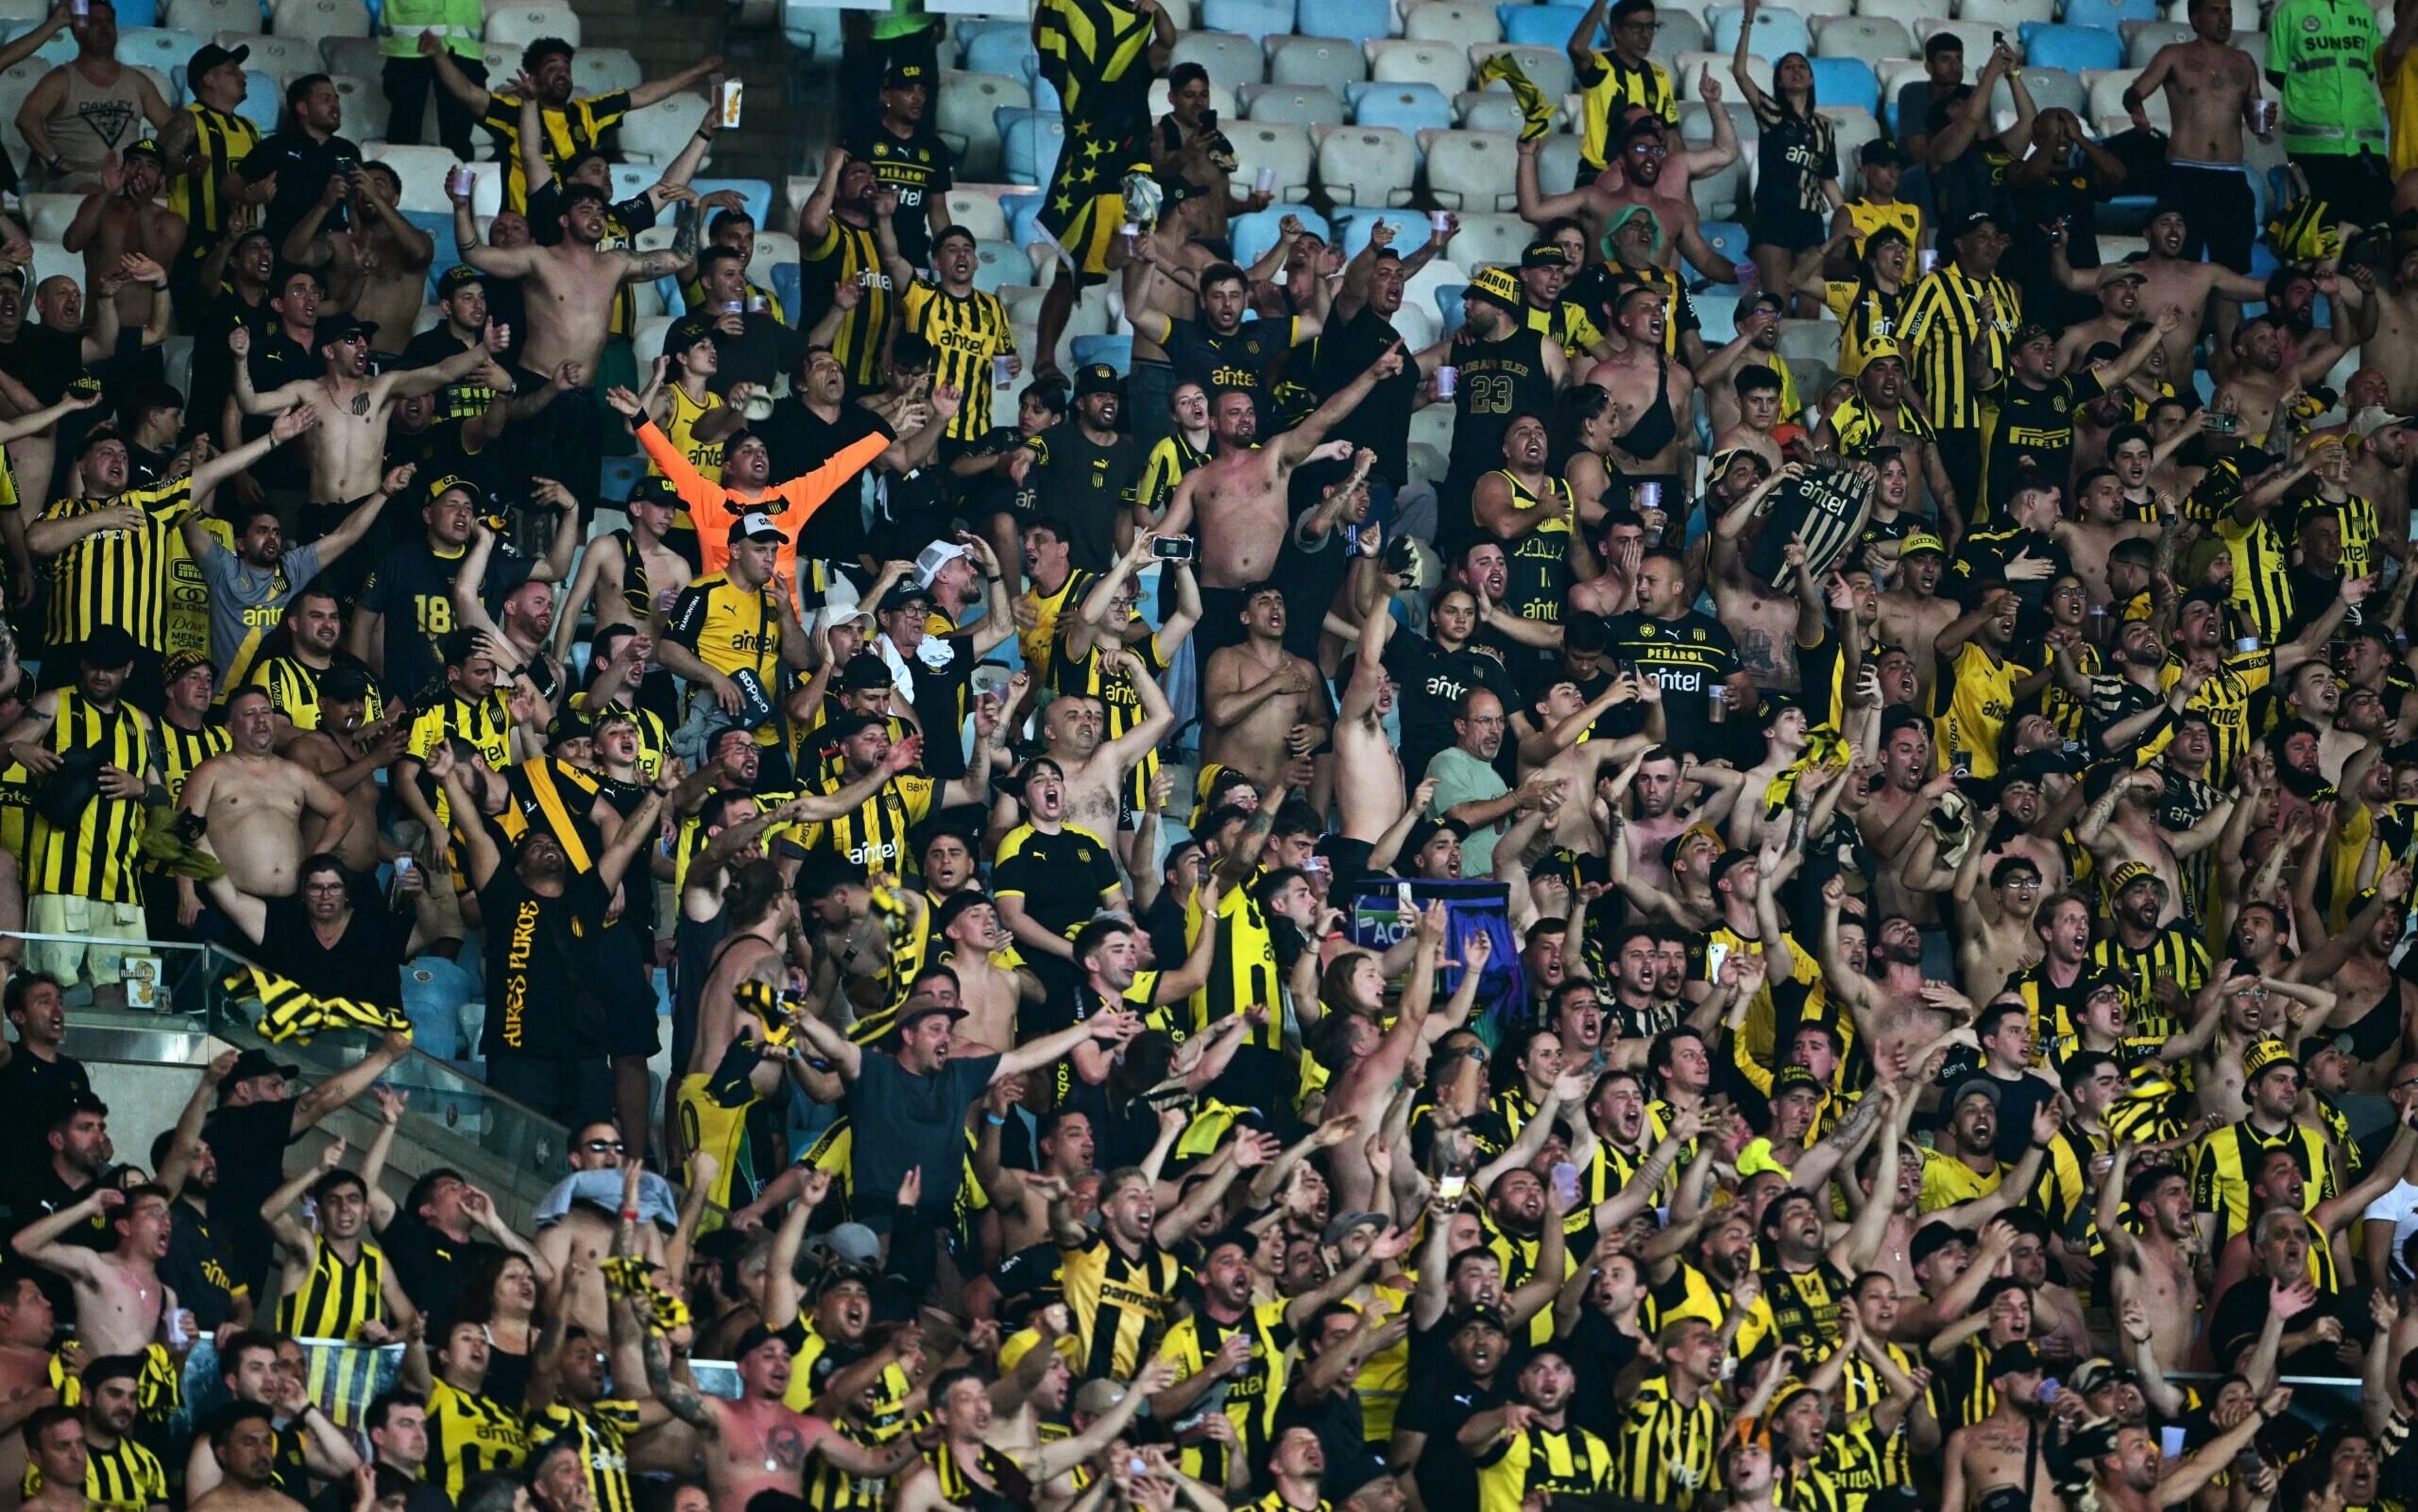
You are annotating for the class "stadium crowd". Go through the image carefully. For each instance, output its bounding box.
[9,0,2418,1508]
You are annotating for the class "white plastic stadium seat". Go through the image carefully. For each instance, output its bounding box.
[1446,211,1532,268]
[1147,76,1237,119]
[239,33,322,74]
[1316,125,1416,205]
[1689,153,1745,219]
[115,27,201,71]
[1534,130,1581,193]
[620,93,710,164]
[1171,30,1264,91]
[1266,35,1366,90]
[1239,82,1347,124]
[1470,42,1570,100]
[1422,128,1519,212]
[329,72,386,139]
[1678,49,1766,94]
[945,190,1010,243]
[1454,88,1552,133]
[2083,67,2160,127]
[1366,38,1468,93]
[1962,0,2053,20]
[1811,14,1915,61]
[572,47,641,95]
[936,70,1028,182]
[479,41,519,77]
[747,229,797,288]
[319,35,381,78]
[26,241,74,294]
[1401,1,1501,48]
[1201,0,1294,43]
[20,192,76,240]
[1914,19,2007,60]
[2125,21,2190,65]
[373,143,460,212]
[632,315,672,368]
[1851,0,1938,30]
[1823,105,1880,185]
[269,0,371,44]
[1225,120,1313,199]
[164,0,259,33]
[485,5,581,48]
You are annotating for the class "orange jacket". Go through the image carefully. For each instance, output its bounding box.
[639,419,890,588]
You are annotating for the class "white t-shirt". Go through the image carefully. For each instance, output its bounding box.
[2361,1178,2418,1284]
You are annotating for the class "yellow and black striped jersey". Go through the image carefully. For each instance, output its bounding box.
[2089,923,2211,1040]
[2191,1118,2333,1249]
[155,719,231,808]
[801,215,894,390]
[1058,1231,1181,1381]
[903,280,1015,441]
[1825,280,1911,378]
[249,654,386,733]
[40,477,195,652]
[1137,429,1210,516]
[528,1399,642,1512]
[1575,51,1678,169]
[1616,1377,1721,1511]
[276,1235,391,1341]
[1897,265,2020,431]
[662,572,786,747]
[1476,1423,1615,1512]
[799,771,937,877]
[479,88,633,210]
[426,1376,527,1501]
[27,690,152,905]
[167,102,259,248]
[1840,196,1922,256]
[22,1429,166,1509]
[2300,490,2380,579]
[1157,1299,1296,1486]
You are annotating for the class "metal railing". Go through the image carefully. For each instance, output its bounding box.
[12,931,572,1211]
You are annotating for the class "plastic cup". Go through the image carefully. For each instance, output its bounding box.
[1254,166,1276,193]
[2247,98,2278,134]
[1919,249,1939,275]
[2237,635,2261,653]
[1636,481,1662,513]
[1708,686,1727,722]
[992,355,1013,387]
[1429,210,1450,234]
[747,292,768,314]
[1434,365,1458,397]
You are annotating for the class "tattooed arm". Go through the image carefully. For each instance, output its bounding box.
[625,202,700,282]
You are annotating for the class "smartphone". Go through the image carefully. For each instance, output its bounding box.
[1152,534,1197,563]
[1395,880,1416,914]
[720,79,744,129]
[1550,1161,1581,1206]
[2201,411,2239,435]
[1951,748,1972,778]
[1200,107,1217,132]
[1437,1173,1469,1202]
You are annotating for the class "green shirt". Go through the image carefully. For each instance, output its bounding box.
[1425,745,1509,877]
[380,0,481,58]
[2266,0,2387,156]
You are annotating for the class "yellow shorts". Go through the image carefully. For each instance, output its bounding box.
[674,1072,751,1214]
[26,894,146,986]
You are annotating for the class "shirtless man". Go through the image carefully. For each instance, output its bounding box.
[929,893,1044,1055]
[1584,284,1698,487]
[1817,877,1955,1085]
[177,685,354,897]
[187,1406,305,1512]
[2051,470,2165,613]
[2050,205,2267,380]
[2097,1142,2201,1372]
[2077,768,2232,926]
[1037,645,1172,843]
[1518,117,1739,286]
[2215,315,2346,441]
[17,1406,89,1512]
[646,1326,921,1508]
[1160,342,1400,605]
[2125,0,2271,280]
[1875,538,1959,705]
[279,163,434,343]
[892,1364,1172,1512]
[63,143,185,327]
[1334,598,1407,844]
[451,172,695,407]
[229,316,503,537]
[1860,715,1951,929]
[0,1275,58,1493]
[2053,265,2147,375]
[1939,1343,2063,1512]
[531,1127,667,1339]
[9,1184,179,1358]
[1711,468,1835,695]
[1201,584,1331,791]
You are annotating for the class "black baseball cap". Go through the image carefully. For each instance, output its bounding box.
[1074,362,1122,397]
[80,625,137,669]
[437,264,484,295]
[188,41,248,79]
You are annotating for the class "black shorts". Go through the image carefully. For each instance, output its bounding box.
[1750,205,1827,255]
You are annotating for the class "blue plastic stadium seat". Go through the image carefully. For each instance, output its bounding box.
[2058,0,2158,29]
[1318,0,1394,46]
[772,263,801,319]
[1232,204,1329,266]
[1497,4,1573,46]
[1071,334,1134,374]
[997,108,1067,187]
[1349,80,1453,133]
[1806,57,1876,113]
[1203,0,1295,42]
[2019,24,2121,73]
[1334,207,1435,256]
[689,179,775,230]
[1698,219,1749,269]
[1436,283,1470,335]
[599,455,647,504]
[965,28,1039,79]
[1003,191,1048,249]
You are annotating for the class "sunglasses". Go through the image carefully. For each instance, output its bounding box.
[582,1139,626,1153]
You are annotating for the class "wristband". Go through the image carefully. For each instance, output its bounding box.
[985,1113,1007,1126]
[619,1207,639,1220]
